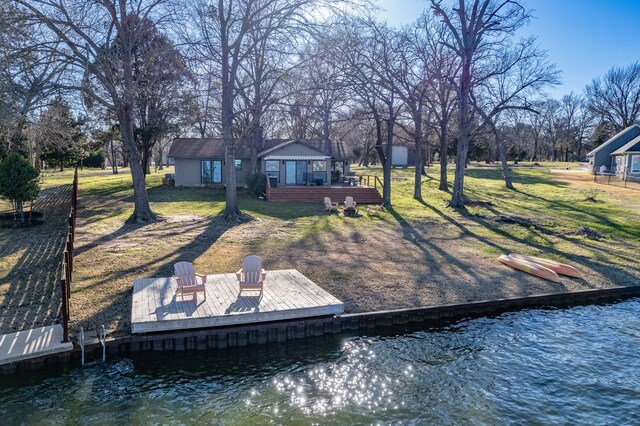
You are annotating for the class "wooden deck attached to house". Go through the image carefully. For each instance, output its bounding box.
[268,186,383,203]
[131,269,344,334]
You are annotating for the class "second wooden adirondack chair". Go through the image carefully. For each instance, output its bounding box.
[173,261,207,302]
[236,255,267,296]
[344,196,358,216]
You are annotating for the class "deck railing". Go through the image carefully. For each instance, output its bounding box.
[60,168,78,342]
[357,174,383,191]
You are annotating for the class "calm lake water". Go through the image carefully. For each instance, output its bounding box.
[1,299,639,425]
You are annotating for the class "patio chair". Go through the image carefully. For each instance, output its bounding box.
[345,196,357,209]
[344,196,358,216]
[173,261,207,302]
[324,197,339,212]
[236,255,266,296]
[366,204,383,217]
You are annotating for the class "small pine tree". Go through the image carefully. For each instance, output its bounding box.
[0,153,40,222]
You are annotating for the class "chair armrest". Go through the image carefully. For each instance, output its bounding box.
[236,269,243,281]
[174,276,182,285]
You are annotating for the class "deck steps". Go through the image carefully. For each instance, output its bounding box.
[268,186,383,203]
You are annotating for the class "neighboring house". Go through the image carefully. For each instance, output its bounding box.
[168,138,355,187]
[611,135,640,179]
[587,124,640,178]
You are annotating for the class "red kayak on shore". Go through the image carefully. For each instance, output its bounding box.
[498,254,561,282]
[509,253,584,279]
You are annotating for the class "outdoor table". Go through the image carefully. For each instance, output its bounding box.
[343,175,359,186]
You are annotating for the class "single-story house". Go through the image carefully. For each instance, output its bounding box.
[587,124,640,178]
[168,138,355,187]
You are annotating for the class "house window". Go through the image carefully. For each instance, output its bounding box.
[312,160,327,183]
[632,155,640,173]
[265,160,280,182]
[201,160,222,183]
[234,159,242,170]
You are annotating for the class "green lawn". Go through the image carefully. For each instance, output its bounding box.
[3,162,639,337]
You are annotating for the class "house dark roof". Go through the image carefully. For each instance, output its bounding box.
[169,138,354,160]
[587,124,640,157]
[611,135,640,155]
[168,138,251,159]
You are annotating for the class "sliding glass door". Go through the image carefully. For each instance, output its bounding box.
[285,161,307,185]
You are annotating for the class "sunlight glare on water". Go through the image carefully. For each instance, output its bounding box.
[265,339,399,416]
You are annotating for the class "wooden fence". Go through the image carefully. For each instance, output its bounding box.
[60,168,78,342]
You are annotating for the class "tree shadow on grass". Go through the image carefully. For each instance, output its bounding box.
[69,215,245,336]
[464,168,571,187]
[511,187,640,240]
[0,186,71,335]
[461,209,640,287]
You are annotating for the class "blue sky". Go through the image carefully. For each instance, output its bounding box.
[375,0,640,99]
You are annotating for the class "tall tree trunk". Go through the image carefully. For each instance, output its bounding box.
[494,126,514,189]
[322,102,331,141]
[362,137,370,167]
[111,139,119,174]
[451,60,471,208]
[382,118,393,207]
[438,120,448,191]
[218,6,242,221]
[142,143,151,175]
[250,123,262,172]
[413,106,423,200]
[157,146,164,171]
[118,106,156,223]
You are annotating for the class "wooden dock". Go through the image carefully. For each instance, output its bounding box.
[131,269,344,334]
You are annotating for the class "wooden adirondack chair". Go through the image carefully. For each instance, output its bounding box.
[173,261,207,302]
[345,196,357,209]
[324,197,339,212]
[236,255,266,296]
[344,196,358,215]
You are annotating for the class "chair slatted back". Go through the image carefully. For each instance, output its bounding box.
[174,261,196,287]
[324,197,332,206]
[345,196,355,208]
[242,255,262,283]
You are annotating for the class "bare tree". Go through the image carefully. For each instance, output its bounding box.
[337,18,401,206]
[14,0,176,222]
[0,2,66,159]
[431,0,530,208]
[585,62,640,132]
[386,26,430,200]
[559,92,592,161]
[192,0,327,221]
[471,37,559,188]
[418,12,458,191]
